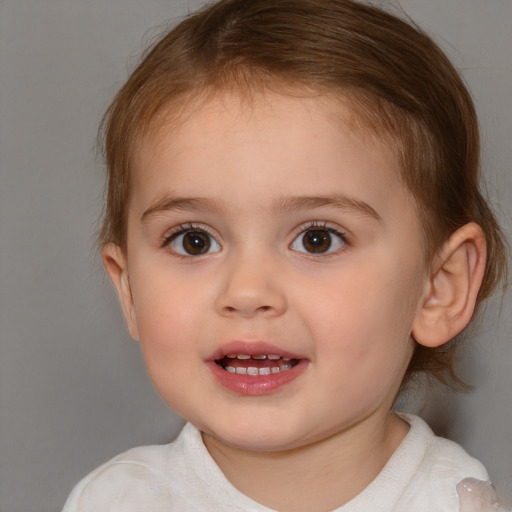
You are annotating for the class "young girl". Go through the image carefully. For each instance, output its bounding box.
[63,0,509,510]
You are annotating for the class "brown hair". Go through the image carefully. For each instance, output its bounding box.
[99,0,508,388]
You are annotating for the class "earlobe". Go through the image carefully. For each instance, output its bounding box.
[101,243,140,341]
[412,223,487,348]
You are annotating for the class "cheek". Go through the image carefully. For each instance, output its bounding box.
[129,262,207,352]
[136,297,200,351]
[130,275,209,406]
[308,274,417,415]
[305,257,421,365]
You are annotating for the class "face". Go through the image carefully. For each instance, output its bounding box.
[108,91,430,453]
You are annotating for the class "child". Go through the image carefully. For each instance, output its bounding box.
[63,0,509,510]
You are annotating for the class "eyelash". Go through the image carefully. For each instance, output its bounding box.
[160,221,348,257]
[161,223,221,256]
[290,221,348,256]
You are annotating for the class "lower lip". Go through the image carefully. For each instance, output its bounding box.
[207,359,308,395]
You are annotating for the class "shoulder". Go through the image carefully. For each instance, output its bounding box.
[397,413,489,511]
[403,414,488,479]
[62,424,195,512]
[62,444,174,511]
[62,423,273,512]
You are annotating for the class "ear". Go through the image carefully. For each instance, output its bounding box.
[412,223,487,348]
[102,243,140,341]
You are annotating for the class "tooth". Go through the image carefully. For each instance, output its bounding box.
[280,363,292,371]
[226,354,237,359]
[236,367,247,375]
[237,354,251,360]
[259,367,271,375]
[247,367,258,376]
[271,367,280,373]
[225,366,236,373]
[252,354,267,360]
[267,355,280,360]
[282,357,291,362]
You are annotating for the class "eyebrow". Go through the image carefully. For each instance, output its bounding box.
[274,195,382,220]
[140,196,224,222]
[140,193,381,222]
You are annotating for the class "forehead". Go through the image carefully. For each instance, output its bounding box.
[134,89,398,174]
[129,90,414,222]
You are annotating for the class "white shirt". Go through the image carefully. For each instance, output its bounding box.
[62,414,489,512]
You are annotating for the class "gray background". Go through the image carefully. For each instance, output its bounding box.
[1,1,510,511]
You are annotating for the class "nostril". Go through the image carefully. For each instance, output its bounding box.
[215,282,287,318]
[220,303,280,318]
[223,304,271,314]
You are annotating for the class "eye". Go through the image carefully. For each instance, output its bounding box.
[166,226,221,256]
[290,225,346,254]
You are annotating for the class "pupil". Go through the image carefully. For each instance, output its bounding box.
[303,230,331,253]
[183,232,210,254]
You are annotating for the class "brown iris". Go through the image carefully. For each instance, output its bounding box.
[302,229,332,253]
[182,231,211,255]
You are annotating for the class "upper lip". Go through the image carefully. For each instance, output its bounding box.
[208,341,307,361]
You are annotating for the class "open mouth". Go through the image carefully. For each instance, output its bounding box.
[215,354,300,376]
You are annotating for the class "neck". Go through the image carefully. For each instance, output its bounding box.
[202,411,409,512]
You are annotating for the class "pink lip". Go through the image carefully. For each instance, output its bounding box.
[207,341,308,396]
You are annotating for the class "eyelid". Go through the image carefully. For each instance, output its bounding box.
[289,220,348,255]
[161,223,222,253]
[290,220,348,239]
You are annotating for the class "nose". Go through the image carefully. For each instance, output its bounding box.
[215,252,288,319]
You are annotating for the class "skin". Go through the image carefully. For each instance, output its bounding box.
[103,91,487,511]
